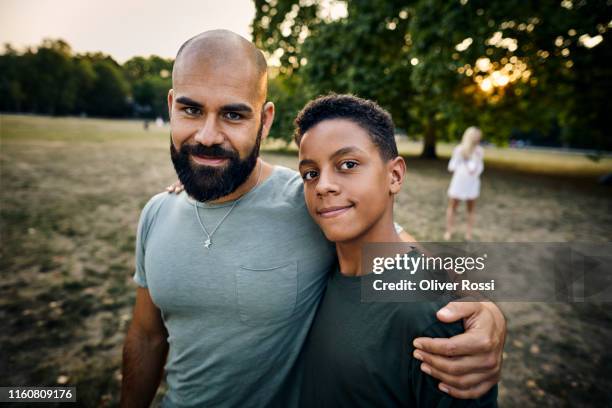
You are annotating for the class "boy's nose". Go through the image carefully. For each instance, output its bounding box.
[315,171,340,196]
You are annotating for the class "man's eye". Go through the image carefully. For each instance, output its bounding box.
[340,161,358,170]
[302,170,318,181]
[184,107,201,116]
[223,112,242,121]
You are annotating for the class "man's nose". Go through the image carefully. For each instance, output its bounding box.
[194,116,224,146]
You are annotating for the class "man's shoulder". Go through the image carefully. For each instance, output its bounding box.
[139,191,181,224]
[270,165,302,186]
[264,165,304,203]
[143,191,172,211]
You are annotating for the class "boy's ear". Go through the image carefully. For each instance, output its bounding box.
[388,156,406,195]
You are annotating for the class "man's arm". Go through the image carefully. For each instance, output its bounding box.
[120,287,169,408]
[398,229,506,399]
[413,301,505,399]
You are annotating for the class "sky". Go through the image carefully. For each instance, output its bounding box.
[0,0,256,62]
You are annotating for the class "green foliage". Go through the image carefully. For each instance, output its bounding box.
[252,0,612,154]
[0,39,173,119]
[0,40,82,115]
[267,73,310,142]
[131,75,172,120]
[124,56,173,119]
[86,57,131,117]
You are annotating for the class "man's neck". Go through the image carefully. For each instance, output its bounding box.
[336,212,402,277]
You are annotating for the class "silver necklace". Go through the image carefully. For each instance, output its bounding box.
[193,161,263,249]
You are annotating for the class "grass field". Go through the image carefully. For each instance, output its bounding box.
[1,114,611,407]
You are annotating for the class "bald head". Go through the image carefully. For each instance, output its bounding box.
[173,30,268,101]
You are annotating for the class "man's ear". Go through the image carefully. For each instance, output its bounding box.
[260,101,275,141]
[388,156,406,195]
[167,89,174,120]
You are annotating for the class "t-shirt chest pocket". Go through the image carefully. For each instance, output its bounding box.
[236,261,298,326]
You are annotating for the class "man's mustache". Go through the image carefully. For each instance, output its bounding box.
[181,143,238,160]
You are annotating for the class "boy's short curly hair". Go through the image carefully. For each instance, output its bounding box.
[293,94,398,161]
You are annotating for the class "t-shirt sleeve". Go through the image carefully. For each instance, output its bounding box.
[133,193,166,288]
[411,320,499,407]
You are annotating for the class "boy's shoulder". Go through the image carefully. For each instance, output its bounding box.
[393,296,464,344]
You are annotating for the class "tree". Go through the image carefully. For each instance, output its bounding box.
[267,72,309,141]
[252,0,612,155]
[81,53,130,117]
[73,57,97,115]
[0,44,26,112]
[0,40,131,118]
[3,39,83,115]
[124,56,173,119]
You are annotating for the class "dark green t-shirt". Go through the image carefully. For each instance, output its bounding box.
[298,265,498,408]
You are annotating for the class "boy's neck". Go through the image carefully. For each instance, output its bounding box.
[336,212,402,277]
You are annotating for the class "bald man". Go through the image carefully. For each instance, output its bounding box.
[120,30,505,407]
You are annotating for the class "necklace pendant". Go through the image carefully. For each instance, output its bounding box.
[203,238,212,248]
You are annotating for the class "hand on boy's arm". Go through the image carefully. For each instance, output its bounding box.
[413,301,505,399]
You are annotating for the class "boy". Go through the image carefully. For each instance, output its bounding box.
[294,94,498,407]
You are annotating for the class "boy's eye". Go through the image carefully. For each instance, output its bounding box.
[302,170,318,181]
[339,160,359,170]
[184,107,201,116]
[223,112,242,121]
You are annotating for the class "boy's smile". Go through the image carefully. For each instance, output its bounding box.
[316,204,354,218]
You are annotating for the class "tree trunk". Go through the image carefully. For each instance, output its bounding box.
[420,119,437,159]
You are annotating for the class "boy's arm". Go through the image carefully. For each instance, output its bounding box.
[398,230,506,399]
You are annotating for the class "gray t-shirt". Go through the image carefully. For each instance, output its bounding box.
[133,166,336,407]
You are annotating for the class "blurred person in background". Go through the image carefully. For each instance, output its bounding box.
[444,127,484,241]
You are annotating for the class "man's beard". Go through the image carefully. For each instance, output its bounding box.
[170,126,262,202]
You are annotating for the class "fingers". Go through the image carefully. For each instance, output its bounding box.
[165,182,184,194]
[413,349,494,376]
[439,378,498,400]
[420,361,490,392]
[417,357,498,397]
[436,301,481,323]
[413,331,494,357]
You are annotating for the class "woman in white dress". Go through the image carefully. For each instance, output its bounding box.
[444,126,484,241]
